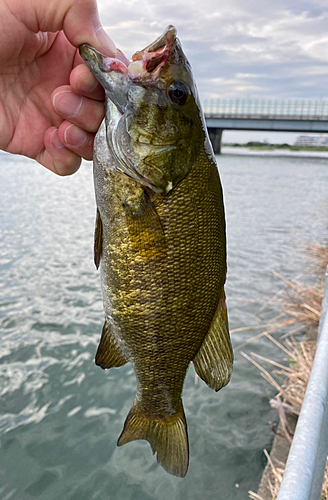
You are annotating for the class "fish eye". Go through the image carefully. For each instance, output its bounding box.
[168,81,190,105]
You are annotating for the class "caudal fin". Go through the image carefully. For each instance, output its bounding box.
[117,401,189,478]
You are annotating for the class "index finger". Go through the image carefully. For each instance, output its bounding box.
[70,64,105,101]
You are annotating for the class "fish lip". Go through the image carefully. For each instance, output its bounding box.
[79,44,129,75]
[127,135,177,155]
[79,44,104,69]
[133,138,177,149]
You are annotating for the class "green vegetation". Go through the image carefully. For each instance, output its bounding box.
[223,141,328,152]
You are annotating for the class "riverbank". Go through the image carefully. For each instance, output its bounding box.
[245,243,328,500]
[224,143,328,152]
[221,146,328,158]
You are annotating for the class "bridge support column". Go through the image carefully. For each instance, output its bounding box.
[208,128,223,154]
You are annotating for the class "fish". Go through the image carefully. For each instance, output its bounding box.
[79,25,233,478]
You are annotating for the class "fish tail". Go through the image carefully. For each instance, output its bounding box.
[117,400,189,477]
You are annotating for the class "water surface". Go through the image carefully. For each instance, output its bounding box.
[0,152,327,499]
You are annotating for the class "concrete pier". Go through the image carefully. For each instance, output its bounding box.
[208,128,222,154]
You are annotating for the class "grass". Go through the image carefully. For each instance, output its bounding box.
[248,146,328,152]
[248,450,284,500]
[222,142,328,152]
[242,242,328,500]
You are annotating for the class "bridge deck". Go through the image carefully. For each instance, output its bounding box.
[203,98,328,121]
[205,117,328,133]
[203,99,328,152]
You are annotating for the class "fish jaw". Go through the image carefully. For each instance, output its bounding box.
[132,25,177,61]
[129,25,177,78]
[79,44,130,114]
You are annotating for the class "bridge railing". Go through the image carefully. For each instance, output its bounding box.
[202,99,328,120]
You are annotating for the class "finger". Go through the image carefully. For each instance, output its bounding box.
[70,64,105,101]
[63,2,117,57]
[52,86,105,133]
[41,127,81,176]
[18,0,116,57]
[58,121,94,161]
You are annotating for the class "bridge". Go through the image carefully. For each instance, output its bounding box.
[203,99,328,153]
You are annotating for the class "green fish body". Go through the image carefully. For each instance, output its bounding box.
[80,26,233,478]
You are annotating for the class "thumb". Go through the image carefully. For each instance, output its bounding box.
[21,0,116,55]
[62,0,116,56]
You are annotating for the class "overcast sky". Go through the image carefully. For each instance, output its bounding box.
[97,0,328,143]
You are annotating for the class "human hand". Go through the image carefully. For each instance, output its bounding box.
[0,0,116,175]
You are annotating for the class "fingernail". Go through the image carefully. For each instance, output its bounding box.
[53,91,83,118]
[95,27,117,56]
[64,124,87,147]
[50,128,64,149]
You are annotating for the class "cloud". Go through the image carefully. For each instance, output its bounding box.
[97,0,328,100]
[301,37,328,62]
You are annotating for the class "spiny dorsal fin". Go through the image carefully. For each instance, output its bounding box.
[193,290,233,391]
[94,208,102,270]
[117,399,189,478]
[95,319,128,369]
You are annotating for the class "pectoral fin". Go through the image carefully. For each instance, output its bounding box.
[193,291,233,391]
[94,208,102,270]
[124,191,167,261]
[95,319,128,369]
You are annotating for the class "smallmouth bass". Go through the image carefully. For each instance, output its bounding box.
[80,25,233,478]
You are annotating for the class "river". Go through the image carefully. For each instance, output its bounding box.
[0,151,327,499]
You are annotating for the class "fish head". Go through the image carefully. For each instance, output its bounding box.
[80,26,207,194]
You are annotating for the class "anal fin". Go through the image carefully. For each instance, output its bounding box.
[95,319,128,369]
[193,291,233,391]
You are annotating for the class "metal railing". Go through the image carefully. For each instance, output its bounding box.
[202,99,328,120]
[277,265,328,500]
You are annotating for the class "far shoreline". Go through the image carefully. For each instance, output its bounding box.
[220,146,328,159]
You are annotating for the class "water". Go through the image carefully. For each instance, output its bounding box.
[0,151,327,500]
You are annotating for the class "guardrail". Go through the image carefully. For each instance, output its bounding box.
[202,99,328,120]
[277,265,328,500]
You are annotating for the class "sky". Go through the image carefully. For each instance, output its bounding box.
[96,0,328,143]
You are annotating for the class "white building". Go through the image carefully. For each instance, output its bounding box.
[295,135,328,146]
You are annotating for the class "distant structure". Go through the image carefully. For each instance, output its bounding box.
[203,98,328,153]
[294,135,328,146]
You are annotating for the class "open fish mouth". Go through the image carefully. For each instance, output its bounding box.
[127,25,177,77]
[80,25,177,82]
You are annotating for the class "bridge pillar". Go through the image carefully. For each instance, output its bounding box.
[208,128,223,154]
